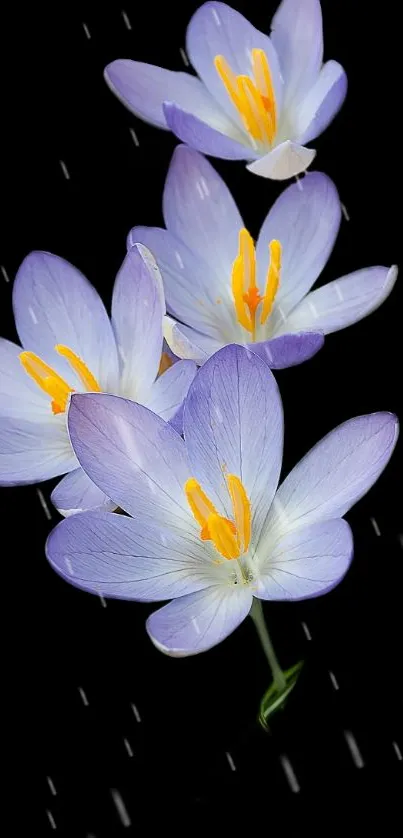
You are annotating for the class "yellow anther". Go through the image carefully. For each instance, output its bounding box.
[231,228,261,340]
[206,513,240,561]
[185,474,251,562]
[184,478,218,531]
[214,55,241,111]
[214,49,277,146]
[238,75,273,144]
[19,351,73,414]
[55,345,101,393]
[251,48,277,141]
[232,253,253,334]
[19,344,101,415]
[226,473,251,554]
[158,351,174,377]
[231,229,282,337]
[260,240,282,325]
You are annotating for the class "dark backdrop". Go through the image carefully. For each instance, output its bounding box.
[1,2,401,834]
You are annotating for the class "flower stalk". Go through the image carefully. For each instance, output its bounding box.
[250,598,286,692]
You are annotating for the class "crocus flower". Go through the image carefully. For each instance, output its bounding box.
[105,0,347,180]
[0,245,196,515]
[46,344,398,656]
[129,146,398,368]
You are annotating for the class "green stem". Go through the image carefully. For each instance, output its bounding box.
[250,599,287,692]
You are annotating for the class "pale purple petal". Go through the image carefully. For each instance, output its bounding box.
[0,337,49,419]
[271,0,323,106]
[163,103,255,160]
[134,242,166,311]
[51,467,116,517]
[186,1,283,121]
[266,413,399,537]
[256,172,341,323]
[184,344,283,545]
[248,331,324,368]
[163,318,224,364]
[104,60,236,133]
[162,146,243,278]
[144,360,197,426]
[46,511,213,601]
[128,227,227,338]
[147,585,253,656]
[246,141,316,180]
[295,61,348,144]
[111,245,164,402]
[68,393,194,528]
[282,266,398,335]
[13,251,119,390]
[0,414,76,485]
[256,519,353,600]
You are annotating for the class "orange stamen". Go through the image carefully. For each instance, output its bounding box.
[19,344,101,415]
[184,474,251,561]
[231,229,282,338]
[214,49,277,146]
[260,240,282,325]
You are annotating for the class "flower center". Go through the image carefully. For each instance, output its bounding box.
[231,228,281,341]
[185,474,251,561]
[19,344,101,414]
[214,48,277,147]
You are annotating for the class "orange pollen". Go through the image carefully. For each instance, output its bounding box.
[231,229,282,340]
[19,344,101,415]
[214,48,277,145]
[184,474,251,561]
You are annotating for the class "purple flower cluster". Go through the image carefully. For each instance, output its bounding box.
[0,2,399,659]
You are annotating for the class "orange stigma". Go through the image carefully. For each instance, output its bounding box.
[214,48,277,146]
[231,229,282,340]
[184,474,251,561]
[19,345,101,414]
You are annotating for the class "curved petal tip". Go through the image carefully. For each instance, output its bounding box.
[247,141,316,180]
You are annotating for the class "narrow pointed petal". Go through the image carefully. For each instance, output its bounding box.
[184,345,283,546]
[51,467,117,517]
[104,60,233,131]
[0,414,76,485]
[13,251,119,389]
[246,141,316,180]
[271,0,323,106]
[144,360,197,427]
[129,227,231,338]
[266,413,399,537]
[111,245,164,402]
[163,146,243,278]
[147,585,253,656]
[281,266,398,335]
[256,519,353,600]
[0,338,49,419]
[295,61,347,144]
[186,1,283,119]
[163,102,255,160]
[256,172,341,320]
[67,393,194,528]
[163,318,225,364]
[249,332,324,368]
[46,511,214,600]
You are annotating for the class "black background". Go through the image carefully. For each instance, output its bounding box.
[1,2,402,834]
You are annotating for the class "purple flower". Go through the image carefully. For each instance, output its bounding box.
[46,344,398,656]
[129,146,398,368]
[0,245,196,515]
[105,0,347,180]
